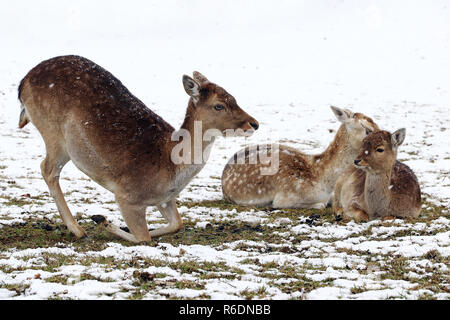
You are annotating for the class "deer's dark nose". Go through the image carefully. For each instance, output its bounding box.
[354,159,361,165]
[250,122,259,130]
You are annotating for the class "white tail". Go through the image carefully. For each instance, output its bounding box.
[18,55,259,242]
[333,129,421,221]
[221,106,379,208]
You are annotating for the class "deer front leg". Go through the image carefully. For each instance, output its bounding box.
[150,200,182,238]
[92,199,151,243]
[333,176,345,218]
[334,207,344,218]
[343,205,369,222]
[333,198,345,221]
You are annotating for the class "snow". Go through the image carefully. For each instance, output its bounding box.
[0,0,449,300]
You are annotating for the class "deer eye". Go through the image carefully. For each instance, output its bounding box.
[214,104,225,111]
[376,148,384,153]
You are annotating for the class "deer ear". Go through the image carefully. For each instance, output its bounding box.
[182,75,201,102]
[391,128,406,148]
[330,106,353,123]
[193,71,209,84]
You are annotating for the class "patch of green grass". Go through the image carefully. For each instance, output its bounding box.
[2,198,445,253]
[177,199,335,223]
[423,250,444,263]
[1,283,31,296]
[0,217,142,252]
[158,220,289,247]
[79,273,115,282]
[350,285,368,294]
[240,286,268,300]
[45,275,69,284]
[0,196,33,207]
[169,260,230,274]
[269,276,331,296]
[379,256,410,281]
[128,283,157,300]
[0,193,48,207]
[199,272,240,280]
[128,271,208,299]
[175,280,205,290]
[80,197,95,204]
[177,199,258,212]
[248,260,333,296]
[260,261,279,270]
[0,220,76,252]
[419,199,450,221]
[417,292,437,300]
[0,196,448,299]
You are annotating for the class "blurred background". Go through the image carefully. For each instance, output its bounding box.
[1,0,449,113]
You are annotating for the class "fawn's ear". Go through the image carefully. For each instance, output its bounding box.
[391,128,406,148]
[330,106,354,123]
[193,71,209,84]
[182,75,201,103]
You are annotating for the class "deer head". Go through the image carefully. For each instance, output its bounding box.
[182,71,259,136]
[330,106,380,150]
[353,129,406,173]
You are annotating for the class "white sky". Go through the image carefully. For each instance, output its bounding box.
[1,1,449,107]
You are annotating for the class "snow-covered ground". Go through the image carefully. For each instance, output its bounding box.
[0,1,449,299]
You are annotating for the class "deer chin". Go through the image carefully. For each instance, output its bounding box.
[353,163,369,170]
[241,128,255,137]
[222,128,255,137]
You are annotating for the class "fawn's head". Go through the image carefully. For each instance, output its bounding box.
[330,106,380,150]
[182,71,259,136]
[354,129,406,172]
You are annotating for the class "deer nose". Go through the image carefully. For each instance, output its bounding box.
[250,122,259,130]
[354,159,361,165]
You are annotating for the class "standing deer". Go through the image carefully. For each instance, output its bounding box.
[221,106,379,208]
[18,55,259,242]
[333,129,421,221]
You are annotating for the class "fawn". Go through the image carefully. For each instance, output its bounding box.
[333,129,421,221]
[18,55,258,242]
[221,106,379,208]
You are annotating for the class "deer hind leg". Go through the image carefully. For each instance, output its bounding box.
[92,199,151,243]
[310,202,326,209]
[41,148,87,238]
[272,192,297,208]
[149,200,182,238]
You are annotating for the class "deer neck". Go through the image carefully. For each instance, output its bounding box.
[313,125,356,191]
[364,169,392,217]
[169,100,216,177]
[159,100,218,199]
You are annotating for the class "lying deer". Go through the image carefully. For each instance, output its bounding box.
[333,129,421,221]
[221,106,379,208]
[18,55,259,242]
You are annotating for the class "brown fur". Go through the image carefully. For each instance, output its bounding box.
[221,107,379,208]
[18,55,258,242]
[333,130,421,221]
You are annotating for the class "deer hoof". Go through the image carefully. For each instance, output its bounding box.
[91,215,106,225]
